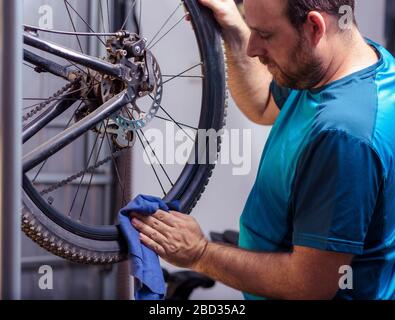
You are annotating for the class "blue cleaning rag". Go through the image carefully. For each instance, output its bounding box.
[118,194,181,300]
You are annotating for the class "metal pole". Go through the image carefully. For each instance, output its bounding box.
[111,0,133,300]
[0,0,23,300]
[115,151,133,300]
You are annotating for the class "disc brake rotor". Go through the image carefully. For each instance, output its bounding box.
[86,33,163,148]
[111,53,162,131]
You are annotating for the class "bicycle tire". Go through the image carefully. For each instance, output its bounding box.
[22,0,228,265]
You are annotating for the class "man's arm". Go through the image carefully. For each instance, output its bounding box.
[131,210,353,300]
[194,242,353,300]
[199,0,279,125]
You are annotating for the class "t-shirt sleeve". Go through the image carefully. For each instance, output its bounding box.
[269,80,292,110]
[291,130,383,255]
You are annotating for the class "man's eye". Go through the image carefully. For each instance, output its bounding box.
[259,33,272,40]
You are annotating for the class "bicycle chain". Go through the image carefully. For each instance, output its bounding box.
[21,75,130,196]
[22,77,82,123]
[39,146,130,196]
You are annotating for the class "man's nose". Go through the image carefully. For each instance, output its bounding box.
[246,33,267,58]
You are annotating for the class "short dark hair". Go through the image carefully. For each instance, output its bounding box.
[286,0,356,30]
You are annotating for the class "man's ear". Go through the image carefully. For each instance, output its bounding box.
[303,11,326,45]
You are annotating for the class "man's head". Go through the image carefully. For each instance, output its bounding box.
[244,0,356,89]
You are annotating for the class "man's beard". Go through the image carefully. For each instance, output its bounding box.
[261,34,326,90]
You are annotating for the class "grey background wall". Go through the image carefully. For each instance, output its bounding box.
[356,0,386,45]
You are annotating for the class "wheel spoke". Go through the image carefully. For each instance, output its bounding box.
[148,14,188,51]
[149,94,195,142]
[78,121,107,221]
[120,0,138,31]
[147,2,183,48]
[140,129,174,187]
[64,1,84,54]
[124,107,174,187]
[32,100,85,184]
[64,0,107,47]
[106,0,112,33]
[138,0,142,35]
[98,0,106,35]
[68,122,103,217]
[125,108,168,195]
[162,62,203,85]
[154,115,197,131]
[104,127,128,207]
[162,74,203,79]
[135,130,166,196]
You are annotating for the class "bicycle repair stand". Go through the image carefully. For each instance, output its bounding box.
[0,0,23,300]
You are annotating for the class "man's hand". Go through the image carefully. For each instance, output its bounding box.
[131,210,208,269]
[198,0,278,126]
[198,0,246,35]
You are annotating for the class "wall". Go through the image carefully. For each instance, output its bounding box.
[356,0,386,45]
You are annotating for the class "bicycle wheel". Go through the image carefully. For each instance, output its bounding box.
[22,0,227,264]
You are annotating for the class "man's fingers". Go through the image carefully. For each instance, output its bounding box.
[169,210,187,219]
[198,0,219,11]
[132,217,169,245]
[139,233,166,256]
[152,209,182,226]
[131,210,177,228]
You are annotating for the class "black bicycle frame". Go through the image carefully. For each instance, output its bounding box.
[23,90,131,173]
[23,32,128,80]
[22,32,134,173]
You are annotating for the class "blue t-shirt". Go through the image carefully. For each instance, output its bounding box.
[239,39,395,300]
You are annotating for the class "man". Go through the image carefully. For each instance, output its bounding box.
[131,0,395,299]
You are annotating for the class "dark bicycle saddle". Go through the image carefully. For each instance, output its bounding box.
[209,230,239,246]
[163,269,215,300]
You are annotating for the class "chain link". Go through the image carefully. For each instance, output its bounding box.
[22,74,134,197]
[22,77,82,123]
[39,147,130,196]
[21,75,130,195]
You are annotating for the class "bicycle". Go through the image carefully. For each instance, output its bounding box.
[22,0,227,265]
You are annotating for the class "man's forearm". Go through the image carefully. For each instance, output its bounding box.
[132,210,349,299]
[222,25,273,124]
[193,241,296,299]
